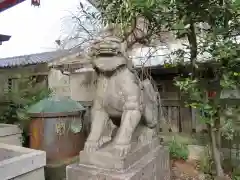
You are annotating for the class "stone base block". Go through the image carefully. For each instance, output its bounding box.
[67,144,170,180]
[0,143,46,180]
[79,138,160,171]
[12,167,45,180]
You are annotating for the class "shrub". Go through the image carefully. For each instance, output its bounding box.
[232,167,240,180]
[169,137,189,161]
[0,76,51,146]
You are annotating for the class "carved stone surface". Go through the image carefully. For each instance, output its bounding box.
[79,128,158,171]
[66,28,169,180]
[83,29,164,157]
[66,139,170,180]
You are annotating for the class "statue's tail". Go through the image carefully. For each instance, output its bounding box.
[141,79,159,128]
[141,78,168,132]
[157,92,168,133]
[132,70,167,131]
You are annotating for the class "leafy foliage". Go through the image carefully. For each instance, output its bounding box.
[0,76,51,145]
[233,168,240,180]
[59,1,102,49]
[96,0,240,177]
[169,137,189,161]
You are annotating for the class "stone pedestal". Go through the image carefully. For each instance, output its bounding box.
[0,143,46,180]
[66,138,170,180]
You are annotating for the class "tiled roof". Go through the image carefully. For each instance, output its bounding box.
[0,48,82,68]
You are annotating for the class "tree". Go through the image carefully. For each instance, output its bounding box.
[58,1,102,50]
[96,0,240,178]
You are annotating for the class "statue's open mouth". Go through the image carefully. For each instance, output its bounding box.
[94,48,119,57]
[90,39,121,57]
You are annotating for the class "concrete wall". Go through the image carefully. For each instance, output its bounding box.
[48,68,97,102]
[70,72,96,102]
[48,68,71,97]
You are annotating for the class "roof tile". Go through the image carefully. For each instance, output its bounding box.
[0,48,81,68]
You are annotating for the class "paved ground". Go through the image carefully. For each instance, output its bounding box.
[171,160,206,180]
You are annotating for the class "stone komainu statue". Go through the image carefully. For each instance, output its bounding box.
[84,33,164,157]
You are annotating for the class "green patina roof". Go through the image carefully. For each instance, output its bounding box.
[27,95,85,114]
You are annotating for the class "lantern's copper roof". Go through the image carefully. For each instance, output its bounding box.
[27,95,85,115]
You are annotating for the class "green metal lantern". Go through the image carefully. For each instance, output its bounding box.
[27,95,86,163]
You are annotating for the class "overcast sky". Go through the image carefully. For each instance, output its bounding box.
[0,0,85,58]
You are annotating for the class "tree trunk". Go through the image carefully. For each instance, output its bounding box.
[215,118,221,149]
[208,124,224,179]
[187,21,197,78]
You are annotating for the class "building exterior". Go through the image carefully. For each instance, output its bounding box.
[0,48,81,95]
[0,47,97,108]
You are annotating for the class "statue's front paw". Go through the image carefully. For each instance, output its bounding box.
[84,141,100,153]
[113,144,131,157]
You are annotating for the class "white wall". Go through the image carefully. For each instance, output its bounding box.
[48,68,97,102]
[70,71,97,102]
[48,68,71,97]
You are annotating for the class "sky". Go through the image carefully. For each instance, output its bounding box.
[0,0,85,58]
[0,0,190,66]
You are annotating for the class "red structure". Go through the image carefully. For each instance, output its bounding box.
[0,0,40,44]
[0,0,40,13]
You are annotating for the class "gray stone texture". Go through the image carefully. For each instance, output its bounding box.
[66,27,170,180]
[83,31,164,157]
[79,135,159,171]
[66,138,170,180]
[0,143,46,180]
[0,123,22,146]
